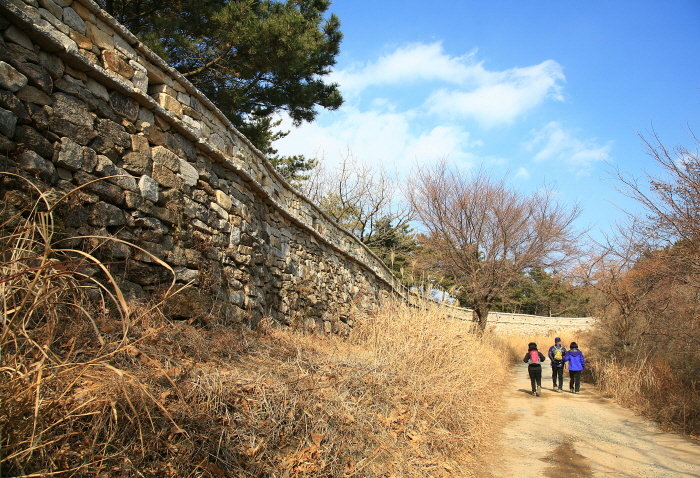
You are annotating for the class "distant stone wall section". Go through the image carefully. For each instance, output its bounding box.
[443,306,595,335]
[486,311,595,335]
[0,0,409,334]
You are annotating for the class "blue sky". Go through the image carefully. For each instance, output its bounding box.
[273,0,700,241]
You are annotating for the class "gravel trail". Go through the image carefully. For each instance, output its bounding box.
[474,363,700,477]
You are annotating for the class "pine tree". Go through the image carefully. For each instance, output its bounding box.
[100,0,343,157]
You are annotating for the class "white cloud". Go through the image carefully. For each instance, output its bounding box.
[514,167,531,180]
[409,125,479,165]
[425,60,565,126]
[333,42,564,126]
[275,42,569,174]
[333,42,480,93]
[526,122,611,173]
[274,108,478,172]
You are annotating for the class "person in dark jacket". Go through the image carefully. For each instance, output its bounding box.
[564,342,586,393]
[548,337,567,392]
[523,342,547,396]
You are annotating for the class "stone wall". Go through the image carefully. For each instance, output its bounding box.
[486,312,594,335]
[443,306,595,335]
[0,0,410,333]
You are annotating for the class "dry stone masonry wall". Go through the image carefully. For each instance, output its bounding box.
[485,312,594,335]
[443,306,595,335]
[0,0,410,333]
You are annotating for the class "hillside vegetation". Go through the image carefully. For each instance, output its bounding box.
[0,187,511,476]
[574,132,700,438]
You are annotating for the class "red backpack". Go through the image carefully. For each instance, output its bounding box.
[529,350,540,364]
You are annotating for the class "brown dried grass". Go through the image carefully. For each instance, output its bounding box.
[1,176,511,477]
[589,348,700,436]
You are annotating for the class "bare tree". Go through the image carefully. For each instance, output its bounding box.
[301,150,414,256]
[597,129,700,349]
[405,160,582,332]
[575,130,700,435]
[575,233,656,355]
[609,129,700,288]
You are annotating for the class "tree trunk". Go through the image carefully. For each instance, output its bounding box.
[472,304,489,335]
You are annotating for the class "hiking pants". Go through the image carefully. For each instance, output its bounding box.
[569,370,582,392]
[528,367,542,393]
[552,365,564,389]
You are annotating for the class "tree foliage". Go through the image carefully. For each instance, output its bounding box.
[100,0,343,156]
[492,268,592,317]
[592,129,700,352]
[365,218,417,275]
[268,154,318,186]
[406,160,583,332]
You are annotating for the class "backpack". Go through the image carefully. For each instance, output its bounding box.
[553,346,564,363]
[529,350,540,364]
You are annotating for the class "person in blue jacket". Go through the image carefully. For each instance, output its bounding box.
[564,342,586,393]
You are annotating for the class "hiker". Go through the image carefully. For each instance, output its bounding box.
[564,342,586,393]
[548,337,567,392]
[523,342,547,396]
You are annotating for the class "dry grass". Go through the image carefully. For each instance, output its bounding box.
[588,350,700,437]
[334,302,512,475]
[1,176,511,477]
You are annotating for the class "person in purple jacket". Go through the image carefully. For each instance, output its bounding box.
[564,342,586,393]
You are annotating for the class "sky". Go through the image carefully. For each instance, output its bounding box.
[273,0,700,242]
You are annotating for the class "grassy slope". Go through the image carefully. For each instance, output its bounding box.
[2,300,512,477]
[1,181,513,476]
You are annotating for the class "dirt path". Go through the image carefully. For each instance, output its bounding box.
[474,363,700,477]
